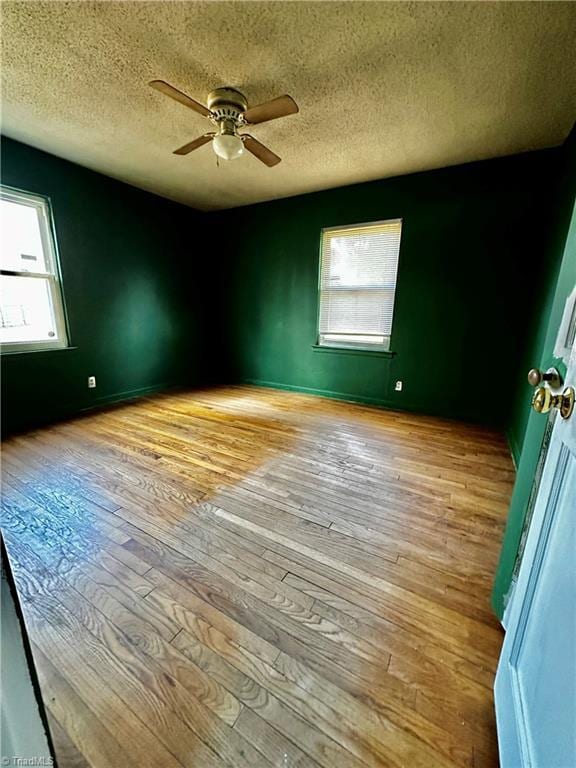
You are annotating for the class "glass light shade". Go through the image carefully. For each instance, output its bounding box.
[212,133,244,161]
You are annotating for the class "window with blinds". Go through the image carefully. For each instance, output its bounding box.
[318,219,402,350]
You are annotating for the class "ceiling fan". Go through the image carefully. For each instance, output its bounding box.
[149,80,299,167]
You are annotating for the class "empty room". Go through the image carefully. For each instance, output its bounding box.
[1,2,575,766]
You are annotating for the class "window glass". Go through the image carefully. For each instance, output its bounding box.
[1,199,48,273]
[0,188,68,353]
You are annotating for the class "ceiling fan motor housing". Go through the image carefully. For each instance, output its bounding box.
[207,88,248,128]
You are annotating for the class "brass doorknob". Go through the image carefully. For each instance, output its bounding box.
[527,367,563,388]
[532,386,575,419]
[532,386,553,414]
[558,386,575,420]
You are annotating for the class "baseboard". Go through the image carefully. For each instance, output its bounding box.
[1,380,187,437]
[239,377,497,426]
[89,381,179,410]
[241,377,397,409]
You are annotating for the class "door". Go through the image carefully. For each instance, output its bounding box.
[495,332,576,767]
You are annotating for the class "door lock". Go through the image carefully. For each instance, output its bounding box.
[532,386,575,420]
[527,367,563,388]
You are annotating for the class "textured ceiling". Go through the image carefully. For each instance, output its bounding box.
[1,1,576,211]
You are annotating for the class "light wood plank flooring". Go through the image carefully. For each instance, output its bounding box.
[1,386,514,768]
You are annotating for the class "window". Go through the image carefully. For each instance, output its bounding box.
[318,218,402,351]
[1,187,68,353]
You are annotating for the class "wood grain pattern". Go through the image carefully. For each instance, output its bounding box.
[1,385,511,767]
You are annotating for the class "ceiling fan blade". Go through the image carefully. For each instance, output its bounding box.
[173,134,215,155]
[242,135,281,167]
[244,95,298,125]
[149,80,212,118]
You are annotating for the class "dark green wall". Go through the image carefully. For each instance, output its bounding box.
[3,133,573,622]
[1,137,207,435]
[505,130,576,464]
[213,150,561,425]
[492,128,576,618]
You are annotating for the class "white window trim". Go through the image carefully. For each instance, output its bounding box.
[1,186,69,354]
[317,218,402,352]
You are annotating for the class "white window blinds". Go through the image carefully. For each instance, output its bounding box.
[318,219,402,350]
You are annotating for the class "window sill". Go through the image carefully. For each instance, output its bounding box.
[1,345,77,357]
[311,344,396,358]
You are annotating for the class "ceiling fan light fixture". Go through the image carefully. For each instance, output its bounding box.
[212,133,244,161]
[150,80,298,166]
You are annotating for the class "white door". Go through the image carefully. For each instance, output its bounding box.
[495,331,576,767]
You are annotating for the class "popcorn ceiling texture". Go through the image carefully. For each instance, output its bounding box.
[1,1,575,211]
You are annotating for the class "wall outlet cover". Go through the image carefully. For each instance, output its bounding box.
[395,380,403,392]
[88,376,97,389]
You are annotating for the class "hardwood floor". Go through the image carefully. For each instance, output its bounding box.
[1,385,514,768]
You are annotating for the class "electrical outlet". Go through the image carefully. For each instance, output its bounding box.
[88,376,97,389]
[394,380,403,392]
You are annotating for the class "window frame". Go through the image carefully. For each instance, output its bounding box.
[316,218,402,353]
[0,186,70,354]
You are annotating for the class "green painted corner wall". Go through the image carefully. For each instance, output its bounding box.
[492,127,576,618]
[211,149,562,426]
[1,136,209,435]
